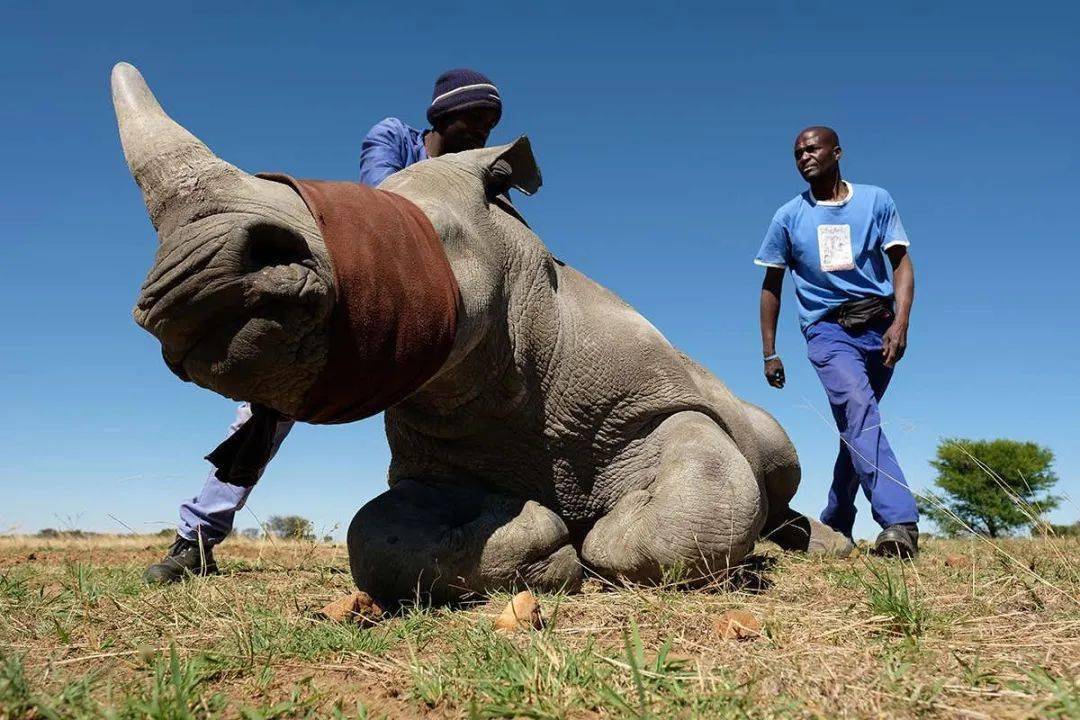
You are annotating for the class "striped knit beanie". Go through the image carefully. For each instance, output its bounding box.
[426,68,502,127]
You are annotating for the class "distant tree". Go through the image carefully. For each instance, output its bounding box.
[1035,521,1080,538]
[37,528,93,539]
[238,528,262,540]
[265,515,315,541]
[322,535,333,544]
[919,438,1061,538]
[156,528,176,537]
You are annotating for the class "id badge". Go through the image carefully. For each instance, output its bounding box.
[817,224,855,272]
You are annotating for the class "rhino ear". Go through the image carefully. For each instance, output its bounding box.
[486,136,542,196]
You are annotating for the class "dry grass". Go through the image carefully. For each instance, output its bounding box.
[0,534,1077,719]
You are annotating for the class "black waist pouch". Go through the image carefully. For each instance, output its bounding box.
[830,295,894,331]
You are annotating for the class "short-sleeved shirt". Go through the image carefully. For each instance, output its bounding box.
[359,117,429,186]
[755,181,909,331]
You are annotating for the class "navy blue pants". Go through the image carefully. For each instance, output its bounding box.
[805,319,919,536]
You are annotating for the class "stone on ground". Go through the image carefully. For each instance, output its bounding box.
[494,591,543,631]
[316,591,385,627]
[713,609,762,640]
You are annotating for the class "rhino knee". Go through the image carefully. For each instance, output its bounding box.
[582,413,764,584]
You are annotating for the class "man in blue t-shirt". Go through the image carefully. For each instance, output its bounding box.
[756,126,920,558]
[144,69,503,584]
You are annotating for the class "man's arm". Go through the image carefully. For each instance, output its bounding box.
[882,245,914,367]
[359,119,407,186]
[760,266,786,388]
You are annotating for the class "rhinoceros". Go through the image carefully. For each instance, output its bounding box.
[113,62,850,607]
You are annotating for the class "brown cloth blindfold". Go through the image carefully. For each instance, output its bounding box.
[207,175,460,486]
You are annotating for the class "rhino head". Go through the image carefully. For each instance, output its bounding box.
[112,62,539,419]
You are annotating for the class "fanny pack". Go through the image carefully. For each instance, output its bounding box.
[829,295,894,330]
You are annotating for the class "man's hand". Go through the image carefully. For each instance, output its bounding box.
[765,357,786,388]
[881,321,908,367]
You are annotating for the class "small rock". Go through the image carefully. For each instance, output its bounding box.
[581,578,605,594]
[316,591,385,628]
[26,553,37,561]
[494,591,543,632]
[713,609,762,640]
[944,554,971,569]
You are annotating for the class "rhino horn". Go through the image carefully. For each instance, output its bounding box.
[111,62,241,234]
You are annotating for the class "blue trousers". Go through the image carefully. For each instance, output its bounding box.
[177,403,295,545]
[805,320,919,536]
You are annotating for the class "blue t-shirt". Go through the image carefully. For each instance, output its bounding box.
[755,181,909,331]
[358,117,429,186]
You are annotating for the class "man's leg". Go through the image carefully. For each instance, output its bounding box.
[177,403,295,545]
[862,343,919,533]
[146,403,294,583]
[810,325,863,537]
[808,324,918,533]
[820,441,859,537]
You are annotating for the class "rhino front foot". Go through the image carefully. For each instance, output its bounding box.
[581,411,764,585]
[347,478,582,609]
[761,506,855,557]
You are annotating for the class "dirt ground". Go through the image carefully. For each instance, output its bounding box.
[0,534,1077,719]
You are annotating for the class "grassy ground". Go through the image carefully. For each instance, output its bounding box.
[0,534,1076,719]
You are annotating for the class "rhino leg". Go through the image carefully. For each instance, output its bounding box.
[581,411,764,584]
[741,402,855,556]
[347,478,582,608]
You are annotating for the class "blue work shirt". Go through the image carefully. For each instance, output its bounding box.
[359,117,429,186]
[755,181,909,331]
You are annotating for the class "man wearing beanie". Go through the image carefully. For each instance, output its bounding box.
[143,68,504,585]
[360,68,502,186]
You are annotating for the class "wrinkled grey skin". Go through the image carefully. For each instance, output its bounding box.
[114,63,850,607]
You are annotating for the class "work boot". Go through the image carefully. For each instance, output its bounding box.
[143,534,218,584]
[871,523,919,559]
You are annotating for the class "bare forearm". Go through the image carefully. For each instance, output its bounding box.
[760,290,780,355]
[880,249,914,367]
[759,268,784,355]
[759,268,786,387]
[892,254,914,326]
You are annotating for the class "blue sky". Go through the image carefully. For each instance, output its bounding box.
[2,2,1076,541]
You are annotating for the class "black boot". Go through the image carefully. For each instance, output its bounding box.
[871,523,919,559]
[143,534,218,584]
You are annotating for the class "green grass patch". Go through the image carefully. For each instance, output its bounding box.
[1010,667,1080,719]
[0,646,336,720]
[406,614,795,719]
[223,614,397,663]
[858,560,930,639]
